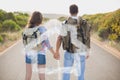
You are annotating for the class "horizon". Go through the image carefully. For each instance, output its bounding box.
[1,8,119,16]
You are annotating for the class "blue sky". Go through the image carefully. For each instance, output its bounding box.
[0,0,120,15]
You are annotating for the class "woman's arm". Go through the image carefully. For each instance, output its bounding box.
[44,39,56,56]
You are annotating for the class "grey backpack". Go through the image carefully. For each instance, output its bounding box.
[22,27,42,51]
[62,17,91,53]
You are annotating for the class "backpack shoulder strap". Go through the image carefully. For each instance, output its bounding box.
[77,16,83,28]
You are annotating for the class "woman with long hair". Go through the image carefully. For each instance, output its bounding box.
[24,11,55,80]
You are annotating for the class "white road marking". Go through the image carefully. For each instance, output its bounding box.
[0,40,21,56]
[91,38,120,59]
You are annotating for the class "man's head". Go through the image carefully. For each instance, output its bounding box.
[69,4,78,16]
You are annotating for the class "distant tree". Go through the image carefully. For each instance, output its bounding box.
[0,9,6,23]
[0,23,2,32]
[2,20,21,32]
[43,17,49,22]
[58,16,67,21]
[0,35,3,42]
[98,27,109,40]
[15,15,28,27]
[24,13,29,16]
[5,12,15,21]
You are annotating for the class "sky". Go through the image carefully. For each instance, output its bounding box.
[0,0,120,16]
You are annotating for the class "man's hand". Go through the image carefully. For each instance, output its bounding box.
[54,51,60,60]
[86,54,89,59]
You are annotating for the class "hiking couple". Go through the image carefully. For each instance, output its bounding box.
[23,4,91,80]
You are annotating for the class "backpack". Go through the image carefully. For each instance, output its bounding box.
[22,27,41,51]
[61,17,91,53]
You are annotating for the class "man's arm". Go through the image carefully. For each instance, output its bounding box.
[54,35,62,59]
[56,36,62,52]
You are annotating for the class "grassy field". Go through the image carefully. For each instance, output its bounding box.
[0,31,22,52]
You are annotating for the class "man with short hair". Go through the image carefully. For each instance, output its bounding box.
[55,4,91,80]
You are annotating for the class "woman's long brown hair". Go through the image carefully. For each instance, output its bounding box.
[27,11,43,28]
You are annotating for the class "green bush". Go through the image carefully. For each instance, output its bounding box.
[15,15,28,27]
[98,27,109,40]
[108,34,118,41]
[5,12,16,21]
[43,17,49,22]
[0,9,6,22]
[0,35,3,42]
[0,23,2,31]
[117,36,120,42]
[2,20,21,32]
[16,20,27,27]
[58,16,67,21]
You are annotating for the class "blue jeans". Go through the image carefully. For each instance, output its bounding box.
[26,52,46,64]
[63,51,86,80]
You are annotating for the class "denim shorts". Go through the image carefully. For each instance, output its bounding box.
[25,53,46,65]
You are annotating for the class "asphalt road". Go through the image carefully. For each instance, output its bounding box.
[0,20,120,80]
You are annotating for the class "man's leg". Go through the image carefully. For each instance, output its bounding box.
[78,56,86,80]
[63,51,74,80]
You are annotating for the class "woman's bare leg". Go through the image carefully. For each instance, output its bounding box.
[25,63,32,80]
[38,64,45,80]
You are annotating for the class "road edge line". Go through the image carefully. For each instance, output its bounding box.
[0,40,21,56]
[91,38,120,60]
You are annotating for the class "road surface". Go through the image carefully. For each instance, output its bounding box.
[0,20,120,80]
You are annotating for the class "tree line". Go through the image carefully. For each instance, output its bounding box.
[83,9,120,42]
[0,9,29,32]
[0,9,29,42]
